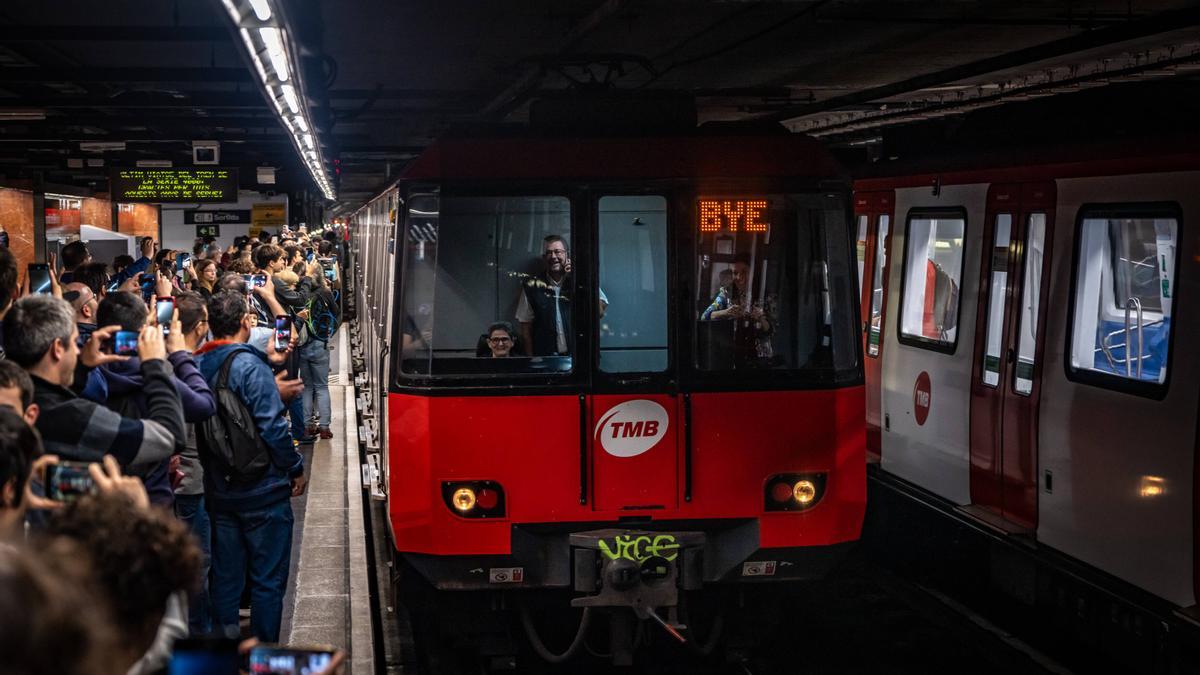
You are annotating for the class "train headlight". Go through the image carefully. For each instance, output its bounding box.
[442,481,507,518]
[793,480,816,505]
[452,487,477,512]
[764,473,826,512]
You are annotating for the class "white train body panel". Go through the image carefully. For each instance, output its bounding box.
[880,183,987,505]
[870,165,1199,608]
[1038,171,1199,607]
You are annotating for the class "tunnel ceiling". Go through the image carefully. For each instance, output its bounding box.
[1,1,1198,211]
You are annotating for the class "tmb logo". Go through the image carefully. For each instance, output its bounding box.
[594,399,669,458]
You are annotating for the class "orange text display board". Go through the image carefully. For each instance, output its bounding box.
[699,199,769,233]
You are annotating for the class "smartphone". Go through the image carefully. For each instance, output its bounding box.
[45,461,97,502]
[177,253,191,275]
[247,645,335,675]
[251,273,268,288]
[156,296,175,334]
[112,330,139,356]
[105,278,120,293]
[28,263,52,295]
[323,266,336,282]
[274,315,291,351]
[168,637,240,675]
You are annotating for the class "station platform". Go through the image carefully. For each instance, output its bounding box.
[278,328,375,674]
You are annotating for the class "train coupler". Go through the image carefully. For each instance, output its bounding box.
[568,529,705,614]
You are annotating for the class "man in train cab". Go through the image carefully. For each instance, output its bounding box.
[516,235,607,356]
[701,255,773,365]
[484,322,515,358]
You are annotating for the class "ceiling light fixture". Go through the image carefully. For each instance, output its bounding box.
[221,0,335,201]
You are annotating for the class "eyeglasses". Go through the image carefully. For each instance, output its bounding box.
[488,336,512,344]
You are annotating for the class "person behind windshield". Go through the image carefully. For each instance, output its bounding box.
[702,257,767,327]
[485,322,515,358]
[516,235,607,357]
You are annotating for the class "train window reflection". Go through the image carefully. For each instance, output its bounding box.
[855,214,868,299]
[398,191,574,377]
[695,194,856,372]
[866,214,889,357]
[981,214,1012,387]
[899,213,966,350]
[1013,213,1047,395]
[598,196,668,373]
[1070,212,1177,386]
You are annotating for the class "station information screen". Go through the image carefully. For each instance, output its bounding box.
[111,168,238,203]
[698,198,770,233]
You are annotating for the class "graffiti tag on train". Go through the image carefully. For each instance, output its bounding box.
[598,534,679,563]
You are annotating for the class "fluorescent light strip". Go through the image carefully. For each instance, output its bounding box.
[259,27,289,82]
[228,0,334,199]
[280,84,300,114]
[248,0,272,21]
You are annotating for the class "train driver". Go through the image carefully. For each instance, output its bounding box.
[701,255,774,364]
[516,235,607,357]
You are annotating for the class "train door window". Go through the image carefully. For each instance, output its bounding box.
[1013,213,1047,395]
[1069,207,1179,391]
[695,194,857,373]
[856,214,869,298]
[866,214,890,357]
[397,190,574,378]
[980,214,1012,386]
[598,196,669,373]
[898,211,966,351]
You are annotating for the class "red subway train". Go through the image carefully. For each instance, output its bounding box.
[854,138,1200,669]
[350,127,866,668]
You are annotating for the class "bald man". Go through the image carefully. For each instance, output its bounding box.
[62,282,98,347]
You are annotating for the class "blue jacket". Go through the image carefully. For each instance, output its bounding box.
[195,341,303,512]
[82,351,216,506]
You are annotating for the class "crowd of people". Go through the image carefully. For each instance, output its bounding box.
[0,225,347,674]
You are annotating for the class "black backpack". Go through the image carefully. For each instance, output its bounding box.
[196,351,270,485]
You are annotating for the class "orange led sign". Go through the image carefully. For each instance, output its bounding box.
[699,199,768,233]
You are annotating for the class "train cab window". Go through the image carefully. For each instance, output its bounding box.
[866,214,890,357]
[899,212,966,351]
[397,190,574,378]
[1069,208,1178,389]
[695,194,857,373]
[598,196,669,373]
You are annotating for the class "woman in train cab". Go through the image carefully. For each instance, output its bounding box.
[482,322,515,358]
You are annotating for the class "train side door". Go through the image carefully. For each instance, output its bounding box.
[590,195,679,511]
[968,182,1054,530]
[856,191,894,461]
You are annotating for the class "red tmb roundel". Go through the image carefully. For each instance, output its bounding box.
[913,371,931,426]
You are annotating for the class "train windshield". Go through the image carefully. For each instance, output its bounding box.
[397,188,857,382]
[398,189,575,378]
[695,194,858,374]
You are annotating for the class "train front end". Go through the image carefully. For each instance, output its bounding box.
[355,133,866,665]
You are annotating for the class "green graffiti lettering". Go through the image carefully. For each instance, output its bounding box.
[596,534,679,563]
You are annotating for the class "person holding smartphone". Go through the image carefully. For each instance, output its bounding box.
[1,295,185,491]
[78,292,215,508]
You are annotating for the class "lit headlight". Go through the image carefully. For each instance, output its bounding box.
[764,473,826,512]
[442,481,507,518]
[451,487,477,512]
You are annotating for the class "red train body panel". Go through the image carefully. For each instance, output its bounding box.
[386,389,866,558]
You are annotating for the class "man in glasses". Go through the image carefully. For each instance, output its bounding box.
[484,322,515,358]
[516,235,607,357]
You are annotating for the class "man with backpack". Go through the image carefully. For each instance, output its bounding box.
[194,290,306,643]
